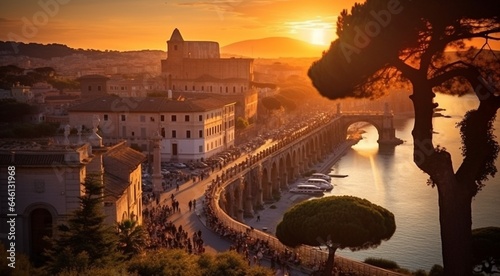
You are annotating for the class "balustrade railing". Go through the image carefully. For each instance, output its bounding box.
[207,114,403,276]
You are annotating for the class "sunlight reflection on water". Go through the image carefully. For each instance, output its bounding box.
[323,93,500,271]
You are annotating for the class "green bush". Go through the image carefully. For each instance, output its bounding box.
[364,257,400,270]
[428,264,443,276]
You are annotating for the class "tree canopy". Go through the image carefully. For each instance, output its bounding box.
[276,196,395,249]
[276,196,395,275]
[261,96,282,110]
[309,0,500,100]
[127,249,273,276]
[308,0,500,274]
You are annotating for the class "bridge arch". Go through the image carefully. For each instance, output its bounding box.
[340,113,403,146]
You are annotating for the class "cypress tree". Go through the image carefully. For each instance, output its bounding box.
[44,174,122,274]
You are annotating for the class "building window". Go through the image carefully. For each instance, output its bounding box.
[199,145,203,153]
[140,115,145,122]
[210,86,213,92]
[233,86,236,93]
[225,87,228,93]
[220,87,222,93]
[185,115,190,122]
[161,115,165,122]
[201,86,204,91]
[131,131,135,136]
[198,115,202,121]
[98,85,102,91]
[161,127,165,138]
[199,130,203,138]
[88,85,92,91]
[150,117,155,122]
[192,85,195,90]
[171,115,176,122]
[185,85,187,91]
[174,45,178,50]
[141,128,146,138]
[121,114,126,121]
[103,114,108,121]
[186,130,191,138]
[172,130,176,138]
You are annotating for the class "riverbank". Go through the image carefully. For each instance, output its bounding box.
[242,139,357,236]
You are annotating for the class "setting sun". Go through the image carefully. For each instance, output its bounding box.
[311,28,327,45]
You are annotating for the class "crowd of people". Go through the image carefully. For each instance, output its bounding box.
[140,108,366,275]
[143,199,206,254]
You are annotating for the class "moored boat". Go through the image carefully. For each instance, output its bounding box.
[328,174,348,178]
[290,184,324,196]
[305,178,333,191]
[310,173,331,182]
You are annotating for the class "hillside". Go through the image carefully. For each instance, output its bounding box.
[221,37,328,59]
[0,41,164,60]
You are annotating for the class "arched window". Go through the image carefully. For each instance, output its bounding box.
[30,208,53,265]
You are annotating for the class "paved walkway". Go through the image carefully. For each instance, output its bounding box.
[145,140,354,275]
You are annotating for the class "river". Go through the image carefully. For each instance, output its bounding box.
[325,93,500,271]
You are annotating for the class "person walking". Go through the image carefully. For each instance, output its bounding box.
[188,200,193,211]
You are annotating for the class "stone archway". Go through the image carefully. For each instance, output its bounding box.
[340,113,402,145]
[29,207,53,266]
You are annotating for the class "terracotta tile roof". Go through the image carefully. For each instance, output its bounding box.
[103,143,146,175]
[192,74,249,83]
[68,95,235,113]
[104,172,128,199]
[0,152,70,166]
[102,144,145,199]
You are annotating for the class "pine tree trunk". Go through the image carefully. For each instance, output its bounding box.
[322,246,337,276]
[410,81,473,275]
[436,176,473,275]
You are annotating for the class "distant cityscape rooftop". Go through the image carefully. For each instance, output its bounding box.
[68,95,236,113]
[0,139,79,151]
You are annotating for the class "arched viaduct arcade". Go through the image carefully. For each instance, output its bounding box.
[213,109,402,221]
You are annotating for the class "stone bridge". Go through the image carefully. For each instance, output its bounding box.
[205,107,404,275]
[217,106,403,221]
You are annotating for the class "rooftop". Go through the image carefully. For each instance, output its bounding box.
[68,95,236,113]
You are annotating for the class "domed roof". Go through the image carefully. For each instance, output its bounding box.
[170,28,184,41]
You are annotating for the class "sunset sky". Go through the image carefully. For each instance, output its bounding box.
[0,0,358,51]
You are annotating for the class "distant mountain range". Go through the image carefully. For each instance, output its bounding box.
[0,38,329,60]
[221,37,329,58]
[0,41,165,60]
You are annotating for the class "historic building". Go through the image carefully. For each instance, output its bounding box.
[0,129,145,263]
[78,74,109,101]
[68,94,236,162]
[161,28,258,123]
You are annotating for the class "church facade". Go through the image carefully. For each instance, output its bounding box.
[161,29,258,123]
[0,138,145,264]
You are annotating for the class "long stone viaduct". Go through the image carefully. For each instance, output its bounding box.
[204,107,404,274]
[216,107,403,221]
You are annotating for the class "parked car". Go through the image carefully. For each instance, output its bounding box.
[195,161,209,168]
[173,162,187,168]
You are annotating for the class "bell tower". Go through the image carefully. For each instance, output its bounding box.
[164,28,184,85]
[167,28,184,60]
